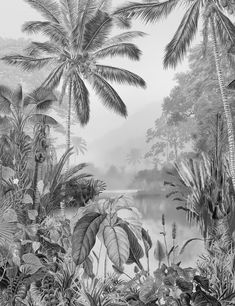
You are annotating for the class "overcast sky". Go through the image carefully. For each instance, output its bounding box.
[0,1,200,144]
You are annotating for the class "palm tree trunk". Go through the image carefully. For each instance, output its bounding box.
[211,17,235,190]
[0,160,2,198]
[60,81,73,217]
[66,81,72,161]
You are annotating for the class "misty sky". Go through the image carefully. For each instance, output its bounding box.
[0,1,201,145]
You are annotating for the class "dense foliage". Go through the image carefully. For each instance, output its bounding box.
[1,0,235,305]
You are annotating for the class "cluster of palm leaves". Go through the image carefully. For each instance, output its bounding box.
[2,0,146,158]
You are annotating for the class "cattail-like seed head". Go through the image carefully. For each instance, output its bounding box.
[162,214,165,226]
[172,222,177,240]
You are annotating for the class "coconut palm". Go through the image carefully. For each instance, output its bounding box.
[115,0,235,189]
[2,0,146,167]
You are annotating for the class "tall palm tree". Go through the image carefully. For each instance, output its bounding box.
[2,0,146,166]
[115,0,235,189]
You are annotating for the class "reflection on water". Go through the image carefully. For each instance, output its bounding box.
[132,194,204,269]
[67,192,204,275]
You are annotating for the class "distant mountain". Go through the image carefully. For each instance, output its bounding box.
[85,101,162,168]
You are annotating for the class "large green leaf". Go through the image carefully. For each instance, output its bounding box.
[72,212,106,265]
[119,223,144,269]
[103,225,130,268]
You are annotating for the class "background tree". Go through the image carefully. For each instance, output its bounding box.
[145,113,192,166]
[126,148,142,168]
[115,0,235,189]
[161,43,235,155]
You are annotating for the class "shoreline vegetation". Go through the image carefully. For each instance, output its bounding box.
[0,0,235,305]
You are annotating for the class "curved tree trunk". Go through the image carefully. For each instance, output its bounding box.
[211,17,235,190]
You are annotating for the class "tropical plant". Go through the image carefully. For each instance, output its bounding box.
[165,115,235,240]
[71,196,151,274]
[115,0,235,190]
[2,0,146,168]
[38,148,106,217]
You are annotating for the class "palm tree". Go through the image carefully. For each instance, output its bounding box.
[115,0,235,189]
[2,0,146,167]
[126,148,142,167]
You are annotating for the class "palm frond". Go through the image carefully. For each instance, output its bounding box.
[96,65,146,88]
[83,10,112,52]
[25,41,60,56]
[72,72,90,126]
[103,31,146,47]
[12,85,23,109]
[1,55,53,71]
[29,114,59,126]
[73,0,98,47]
[22,21,67,45]
[60,0,78,29]
[164,0,200,68]
[24,87,57,110]
[213,5,235,46]
[61,163,89,182]
[91,73,127,117]
[44,148,73,194]
[94,43,142,60]
[202,11,209,57]
[23,0,60,23]
[114,0,179,24]
[41,63,65,89]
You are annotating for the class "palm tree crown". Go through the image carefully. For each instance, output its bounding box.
[2,0,146,125]
[115,0,235,68]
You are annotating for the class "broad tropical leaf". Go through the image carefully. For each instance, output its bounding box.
[72,212,106,265]
[119,223,144,269]
[103,225,130,268]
